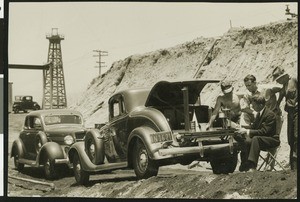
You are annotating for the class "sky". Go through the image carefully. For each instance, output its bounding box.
[8,2,298,106]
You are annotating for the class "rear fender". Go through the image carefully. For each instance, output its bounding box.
[38,142,65,165]
[10,138,25,158]
[127,126,162,167]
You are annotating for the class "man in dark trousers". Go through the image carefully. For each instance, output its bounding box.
[235,95,280,172]
[272,67,298,170]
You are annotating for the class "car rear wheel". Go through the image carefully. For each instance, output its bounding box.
[73,152,90,185]
[210,152,238,174]
[44,156,58,180]
[13,149,24,171]
[133,140,159,179]
[13,108,19,114]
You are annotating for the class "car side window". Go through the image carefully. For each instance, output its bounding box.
[24,116,34,129]
[113,102,120,117]
[33,118,42,129]
[110,95,125,119]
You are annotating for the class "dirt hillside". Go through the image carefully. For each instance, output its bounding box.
[71,19,297,169]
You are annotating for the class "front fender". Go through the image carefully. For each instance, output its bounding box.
[38,142,65,164]
[68,142,95,171]
[10,138,25,158]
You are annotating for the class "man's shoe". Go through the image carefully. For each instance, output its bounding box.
[247,168,256,172]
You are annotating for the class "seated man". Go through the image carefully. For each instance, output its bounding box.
[235,95,280,172]
[206,81,241,130]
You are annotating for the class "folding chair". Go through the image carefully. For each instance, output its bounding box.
[258,145,286,171]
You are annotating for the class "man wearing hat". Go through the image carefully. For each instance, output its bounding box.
[206,81,241,130]
[272,67,298,170]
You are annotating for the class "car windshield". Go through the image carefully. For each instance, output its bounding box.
[44,115,82,125]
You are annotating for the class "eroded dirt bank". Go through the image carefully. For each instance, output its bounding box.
[8,166,297,199]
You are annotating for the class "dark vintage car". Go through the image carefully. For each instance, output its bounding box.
[10,109,97,179]
[68,80,239,185]
[12,95,40,113]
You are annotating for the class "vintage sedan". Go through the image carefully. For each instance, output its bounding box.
[69,80,239,185]
[10,109,96,179]
[12,95,40,114]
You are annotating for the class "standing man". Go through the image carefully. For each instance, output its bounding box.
[235,95,280,172]
[272,67,298,170]
[240,75,282,134]
[206,81,241,130]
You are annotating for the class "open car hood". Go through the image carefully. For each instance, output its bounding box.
[145,80,220,107]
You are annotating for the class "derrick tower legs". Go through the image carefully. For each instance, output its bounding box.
[43,28,67,109]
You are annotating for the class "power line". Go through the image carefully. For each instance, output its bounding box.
[93,50,108,76]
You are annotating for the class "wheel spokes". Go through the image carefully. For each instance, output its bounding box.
[139,150,148,171]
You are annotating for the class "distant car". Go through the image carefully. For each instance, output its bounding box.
[12,95,40,113]
[10,109,96,179]
[69,80,239,185]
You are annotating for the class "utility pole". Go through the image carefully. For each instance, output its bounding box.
[93,50,108,76]
[285,5,298,20]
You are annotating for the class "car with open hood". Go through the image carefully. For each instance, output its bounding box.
[68,80,239,185]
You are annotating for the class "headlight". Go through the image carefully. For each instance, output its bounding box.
[64,135,74,145]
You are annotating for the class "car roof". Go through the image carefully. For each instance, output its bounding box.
[27,109,83,117]
[110,88,150,112]
[145,80,220,106]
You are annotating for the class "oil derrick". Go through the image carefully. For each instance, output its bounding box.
[43,28,67,109]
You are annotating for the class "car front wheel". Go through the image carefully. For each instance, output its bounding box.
[73,152,90,185]
[133,140,159,179]
[44,156,58,180]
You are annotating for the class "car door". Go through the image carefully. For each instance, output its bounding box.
[108,94,128,161]
[19,115,42,159]
[23,96,32,110]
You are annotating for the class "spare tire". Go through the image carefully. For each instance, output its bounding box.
[84,129,105,165]
[35,133,48,153]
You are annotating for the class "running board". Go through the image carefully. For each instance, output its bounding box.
[85,162,128,173]
[18,158,39,167]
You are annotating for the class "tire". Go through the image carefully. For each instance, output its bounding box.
[34,105,40,110]
[44,156,58,180]
[210,153,238,174]
[73,152,90,185]
[13,108,19,114]
[133,140,159,179]
[85,130,104,165]
[13,148,24,171]
[35,134,48,153]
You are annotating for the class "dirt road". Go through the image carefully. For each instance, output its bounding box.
[7,113,297,199]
